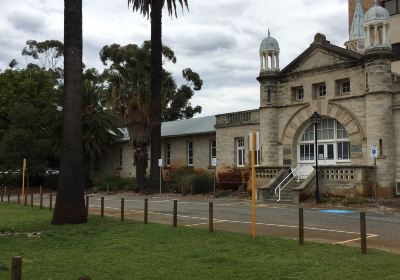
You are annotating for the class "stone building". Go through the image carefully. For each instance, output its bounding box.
[92,1,400,200]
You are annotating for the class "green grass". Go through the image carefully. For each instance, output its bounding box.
[0,204,400,280]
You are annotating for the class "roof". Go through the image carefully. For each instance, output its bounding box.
[364,1,389,24]
[260,29,279,51]
[162,115,216,137]
[350,0,365,40]
[118,115,216,142]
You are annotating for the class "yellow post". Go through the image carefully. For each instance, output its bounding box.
[21,158,26,205]
[251,131,256,238]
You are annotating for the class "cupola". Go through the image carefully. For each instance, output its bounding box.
[363,0,391,50]
[260,29,280,72]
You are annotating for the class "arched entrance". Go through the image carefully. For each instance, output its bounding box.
[298,117,351,165]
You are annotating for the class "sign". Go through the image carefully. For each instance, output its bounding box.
[211,157,217,167]
[370,145,378,158]
[248,132,260,151]
[158,159,163,167]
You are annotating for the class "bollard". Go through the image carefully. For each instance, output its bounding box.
[49,193,53,210]
[1,190,3,202]
[101,197,104,218]
[121,198,125,222]
[31,192,34,208]
[17,193,20,204]
[360,212,367,254]
[40,192,43,209]
[85,196,89,218]
[144,198,148,224]
[299,208,304,246]
[209,202,213,233]
[173,200,177,227]
[24,193,28,206]
[11,256,22,280]
[8,191,10,203]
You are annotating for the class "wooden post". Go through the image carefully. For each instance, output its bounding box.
[209,202,213,233]
[1,190,3,202]
[144,198,148,224]
[299,207,304,246]
[173,200,177,227]
[360,212,367,254]
[100,197,104,218]
[49,193,53,210]
[17,193,20,204]
[11,256,22,280]
[30,192,34,208]
[85,196,89,218]
[121,198,125,222]
[24,193,28,206]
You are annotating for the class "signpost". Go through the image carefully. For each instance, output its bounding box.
[250,131,256,238]
[370,145,378,202]
[211,157,217,196]
[158,159,163,195]
[21,159,26,205]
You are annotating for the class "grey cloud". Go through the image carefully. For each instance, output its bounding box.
[7,11,46,34]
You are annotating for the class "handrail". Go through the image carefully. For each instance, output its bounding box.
[274,165,302,201]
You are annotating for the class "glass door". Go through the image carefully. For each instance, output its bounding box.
[317,143,335,165]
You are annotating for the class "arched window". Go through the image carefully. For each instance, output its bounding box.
[298,118,351,164]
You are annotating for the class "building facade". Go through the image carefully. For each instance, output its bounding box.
[92,1,400,199]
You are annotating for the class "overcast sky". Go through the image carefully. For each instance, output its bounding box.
[0,0,349,116]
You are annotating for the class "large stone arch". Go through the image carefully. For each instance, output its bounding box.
[280,102,365,146]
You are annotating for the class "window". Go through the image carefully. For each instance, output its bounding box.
[267,89,271,103]
[187,142,193,166]
[300,144,315,161]
[337,79,350,95]
[210,139,216,164]
[393,43,400,61]
[317,118,335,140]
[337,142,350,160]
[236,138,245,167]
[119,146,123,167]
[166,143,171,166]
[318,84,326,97]
[336,122,348,139]
[292,86,304,101]
[254,150,261,166]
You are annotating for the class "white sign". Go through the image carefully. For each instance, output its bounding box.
[370,145,378,158]
[211,157,217,167]
[248,132,260,151]
[158,159,163,167]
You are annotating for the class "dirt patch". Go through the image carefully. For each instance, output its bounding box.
[0,231,42,238]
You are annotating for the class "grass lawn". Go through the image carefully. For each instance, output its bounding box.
[0,204,400,280]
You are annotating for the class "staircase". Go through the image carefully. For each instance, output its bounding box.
[264,177,304,204]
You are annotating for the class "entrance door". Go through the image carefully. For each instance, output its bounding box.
[317,143,335,165]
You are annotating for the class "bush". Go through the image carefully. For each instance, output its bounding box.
[217,169,249,191]
[170,167,213,195]
[96,176,133,192]
[192,173,213,194]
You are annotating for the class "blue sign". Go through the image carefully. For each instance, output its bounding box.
[320,209,355,214]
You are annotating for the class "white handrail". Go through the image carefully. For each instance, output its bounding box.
[274,165,302,201]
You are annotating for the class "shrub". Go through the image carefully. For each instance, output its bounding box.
[96,176,133,192]
[192,173,213,194]
[217,169,249,191]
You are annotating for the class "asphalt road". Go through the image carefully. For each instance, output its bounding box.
[6,193,400,253]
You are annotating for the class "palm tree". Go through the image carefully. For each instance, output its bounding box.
[127,0,189,187]
[52,0,86,224]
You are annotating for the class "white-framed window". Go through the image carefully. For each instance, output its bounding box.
[298,118,351,163]
[318,84,326,97]
[340,80,351,94]
[166,143,171,166]
[236,138,245,167]
[296,87,304,101]
[210,139,216,164]
[187,142,193,166]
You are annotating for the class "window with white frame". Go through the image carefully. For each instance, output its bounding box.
[296,87,304,101]
[210,139,216,164]
[298,118,351,163]
[166,143,171,166]
[236,138,245,167]
[318,84,326,97]
[187,142,193,166]
[340,80,351,94]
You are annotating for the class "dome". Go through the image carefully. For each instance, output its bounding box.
[364,0,389,25]
[260,29,279,51]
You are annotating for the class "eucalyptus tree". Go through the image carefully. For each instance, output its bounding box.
[127,0,189,187]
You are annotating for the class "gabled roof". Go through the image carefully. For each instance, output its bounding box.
[161,115,216,138]
[118,115,216,142]
[280,33,362,75]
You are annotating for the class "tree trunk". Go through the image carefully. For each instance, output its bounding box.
[149,0,162,188]
[52,0,86,224]
[134,143,147,189]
